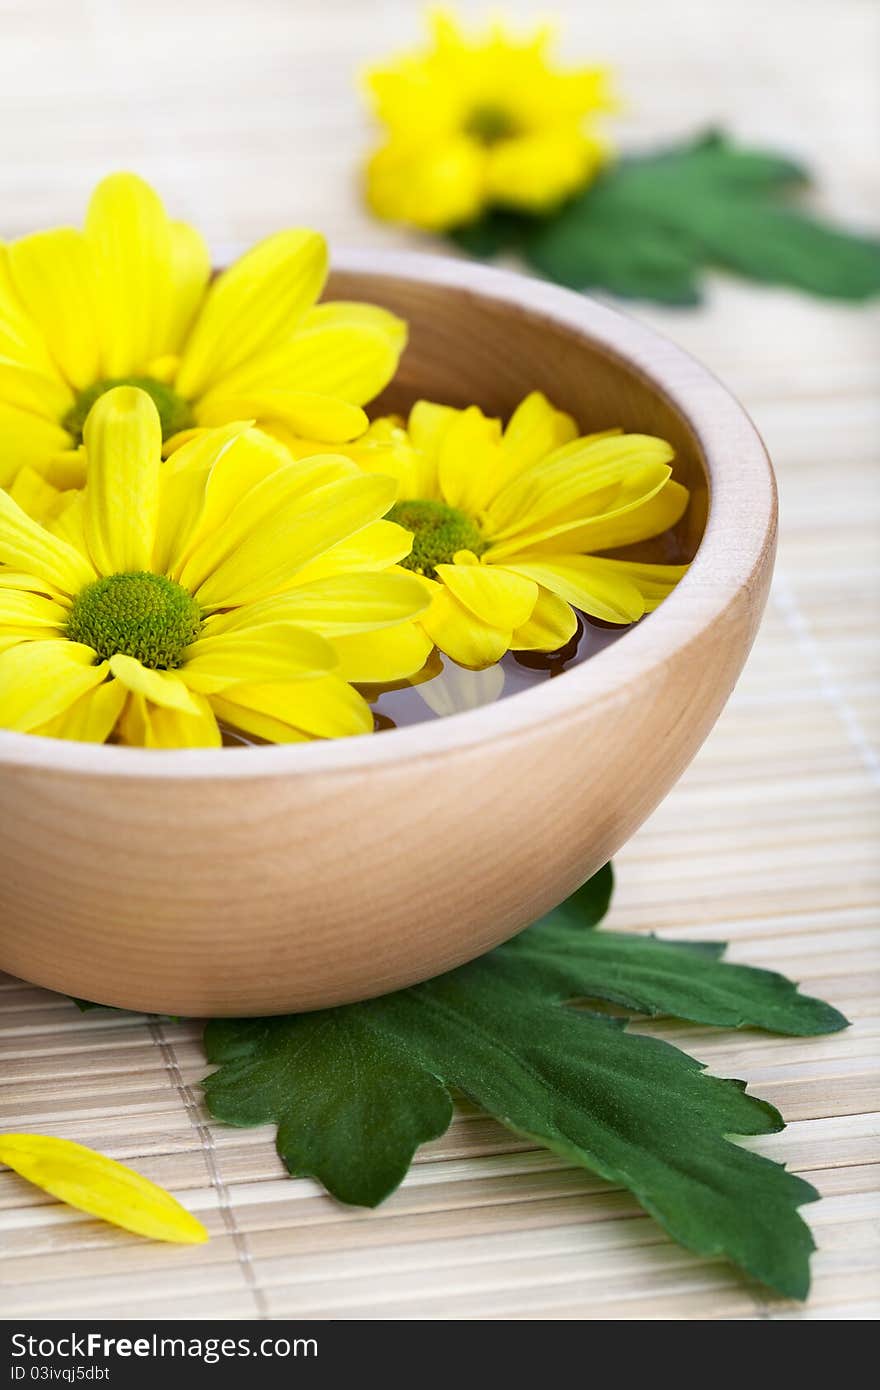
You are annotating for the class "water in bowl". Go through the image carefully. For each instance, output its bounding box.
[220,613,630,744]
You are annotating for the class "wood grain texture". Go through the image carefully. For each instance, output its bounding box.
[0,0,877,1321]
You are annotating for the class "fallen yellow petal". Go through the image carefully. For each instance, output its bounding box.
[0,1134,208,1244]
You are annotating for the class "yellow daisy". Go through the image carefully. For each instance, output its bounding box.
[365,10,614,231]
[0,173,406,494]
[0,387,430,747]
[346,392,689,669]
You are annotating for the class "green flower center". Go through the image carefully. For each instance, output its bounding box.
[66,572,202,668]
[465,105,518,145]
[389,499,486,578]
[63,376,194,445]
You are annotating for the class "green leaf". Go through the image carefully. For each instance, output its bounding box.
[450,210,531,259]
[203,866,846,1298]
[204,1012,452,1206]
[452,131,880,304]
[501,922,849,1035]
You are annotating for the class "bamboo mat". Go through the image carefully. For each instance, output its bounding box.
[0,0,878,1321]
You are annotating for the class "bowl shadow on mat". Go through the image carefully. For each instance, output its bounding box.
[0,252,776,1016]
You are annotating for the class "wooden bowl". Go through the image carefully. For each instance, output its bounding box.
[0,252,776,1016]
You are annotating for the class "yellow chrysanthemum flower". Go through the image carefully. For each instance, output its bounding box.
[0,173,406,495]
[365,10,614,231]
[346,392,689,669]
[0,387,431,747]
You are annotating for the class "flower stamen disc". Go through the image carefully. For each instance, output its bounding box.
[66,573,202,668]
[389,499,486,578]
[63,377,194,445]
[465,105,518,145]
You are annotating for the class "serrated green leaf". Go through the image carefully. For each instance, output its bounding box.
[203,865,845,1298]
[204,1012,452,1206]
[500,922,850,1034]
[384,982,819,1300]
[452,131,880,303]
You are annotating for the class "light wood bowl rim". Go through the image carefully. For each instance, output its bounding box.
[0,249,775,780]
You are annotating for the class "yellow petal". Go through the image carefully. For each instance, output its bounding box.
[589,557,689,611]
[175,230,328,399]
[194,389,368,444]
[214,300,404,401]
[420,585,511,669]
[366,136,486,232]
[153,422,251,576]
[82,385,162,574]
[108,654,201,713]
[292,301,407,397]
[41,448,88,493]
[213,673,373,741]
[207,694,311,744]
[212,318,403,409]
[501,391,578,481]
[437,406,503,514]
[0,246,60,377]
[304,300,407,349]
[486,129,601,213]
[0,640,109,732]
[8,465,62,523]
[408,399,460,467]
[0,569,67,597]
[521,479,691,555]
[510,586,578,651]
[6,229,102,390]
[291,519,414,584]
[34,677,127,743]
[205,570,429,639]
[332,622,433,683]
[0,402,77,490]
[48,490,88,551]
[0,356,73,421]
[0,489,94,594]
[85,173,174,376]
[484,434,675,540]
[339,416,428,496]
[435,562,537,629]
[118,689,221,748]
[181,623,337,693]
[167,219,211,352]
[171,435,357,590]
[192,473,397,610]
[504,556,649,624]
[0,630,50,653]
[0,1133,208,1244]
[0,588,66,629]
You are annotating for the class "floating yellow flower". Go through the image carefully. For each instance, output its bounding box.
[0,173,406,494]
[365,10,614,231]
[0,387,430,747]
[347,392,689,669]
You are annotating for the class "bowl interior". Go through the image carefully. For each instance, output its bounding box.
[330,265,708,569]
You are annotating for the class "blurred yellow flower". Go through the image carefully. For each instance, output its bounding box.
[0,173,406,494]
[0,387,430,747]
[364,10,614,231]
[347,392,689,669]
